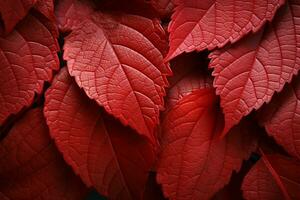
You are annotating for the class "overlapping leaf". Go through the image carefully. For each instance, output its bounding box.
[0,108,87,199]
[242,153,300,200]
[209,0,300,136]
[0,13,59,125]
[63,11,170,142]
[166,0,284,61]
[44,68,156,200]
[259,76,300,160]
[0,0,299,199]
[157,88,258,200]
[166,53,213,110]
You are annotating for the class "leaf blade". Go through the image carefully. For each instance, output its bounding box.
[166,0,284,60]
[0,108,87,200]
[157,88,258,200]
[0,14,59,125]
[242,154,300,200]
[209,0,300,136]
[44,68,156,200]
[63,12,170,142]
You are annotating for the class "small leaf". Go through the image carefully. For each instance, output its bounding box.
[0,108,87,199]
[63,11,171,142]
[242,153,300,200]
[44,68,156,200]
[209,0,300,136]
[166,0,284,60]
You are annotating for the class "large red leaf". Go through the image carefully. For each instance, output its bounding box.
[0,108,87,199]
[157,89,258,200]
[242,153,300,200]
[0,0,37,34]
[209,0,300,136]
[259,76,300,160]
[56,0,167,53]
[63,11,171,142]
[165,0,284,61]
[0,13,59,125]
[44,68,156,200]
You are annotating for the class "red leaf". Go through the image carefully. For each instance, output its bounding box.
[0,108,87,199]
[209,0,300,136]
[157,89,258,200]
[259,76,300,160]
[63,11,171,143]
[242,153,300,200]
[0,14,59,125]
[56,0,162,32]
[166,0,284,61]
[212,155,257,200]
[0,0,37,34]
[44,68,156,200]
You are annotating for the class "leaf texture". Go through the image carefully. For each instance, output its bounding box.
[157,89,258,200]
[44,68,156,200]
[166,71,212,111]
[63,11,171,142]
[166,0,285,61]
[0,14,59,125]
[242,154,300,200]
[55,0,95,32]
[34,0,55,21]
[259,76,300,160]
[149,0,174,18]
[0,108,87,200]
[0,0,37,34]
[209,0,300,136]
